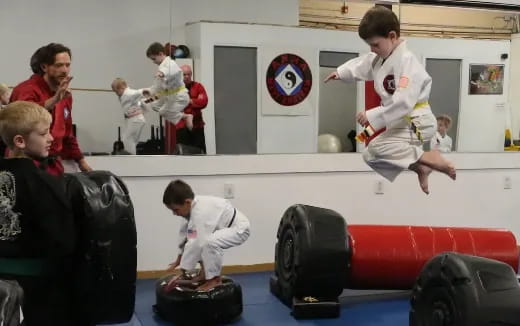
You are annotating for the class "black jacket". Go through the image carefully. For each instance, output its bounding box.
[0,158,75,258]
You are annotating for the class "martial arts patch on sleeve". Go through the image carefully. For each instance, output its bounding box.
[398,76,409,89]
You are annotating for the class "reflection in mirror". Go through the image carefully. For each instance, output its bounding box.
[425,58,462,152]
[214,46,258,155]
[0,0,179,160]
[318,52,358,153]
[2,1,518,157]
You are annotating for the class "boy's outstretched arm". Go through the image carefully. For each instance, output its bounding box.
[324,71,339,83]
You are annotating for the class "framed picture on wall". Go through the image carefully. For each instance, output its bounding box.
[468,64,504,95]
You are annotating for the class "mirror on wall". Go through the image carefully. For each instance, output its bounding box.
[1,0,515,157]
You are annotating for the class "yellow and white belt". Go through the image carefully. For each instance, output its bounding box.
[143,86,187,104]
[156,85,186,97]
[355,101,429,143]
[404,101,429,142]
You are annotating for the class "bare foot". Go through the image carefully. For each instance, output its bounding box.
[174,279,200,289]
[413,163,432,194]
[419,150,456,181]
[191,271,206,283]
[164,273,188,292]
[196,277,222,291]
[445,162,456,180]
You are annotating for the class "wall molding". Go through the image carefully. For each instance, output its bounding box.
[137,263,275,279]
[86,153,520,178]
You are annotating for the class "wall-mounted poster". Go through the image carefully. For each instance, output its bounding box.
[261,47,316,116]
[469,64,504,95]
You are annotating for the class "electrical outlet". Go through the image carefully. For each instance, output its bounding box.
[375,180,384,195]
[224,183,235,199]
[504,176,512,190]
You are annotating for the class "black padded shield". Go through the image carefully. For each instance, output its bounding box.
[64,171,137,324]
[272,204,349,306]
[410,252,520,326]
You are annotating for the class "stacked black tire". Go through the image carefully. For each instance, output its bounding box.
[154,275,243,325]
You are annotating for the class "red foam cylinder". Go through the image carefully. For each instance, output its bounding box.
[346,225,519,289]
[164,121,177,154]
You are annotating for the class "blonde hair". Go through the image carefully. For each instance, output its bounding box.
[0,84,9,96]
[0,101,52,148]
[436,114,452,127]
[111,78,127,91]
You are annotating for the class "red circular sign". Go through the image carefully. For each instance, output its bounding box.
[266,53,312,106]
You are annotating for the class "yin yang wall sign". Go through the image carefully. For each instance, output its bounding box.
[266,53,312,106]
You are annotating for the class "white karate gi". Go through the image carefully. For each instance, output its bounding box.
[149,57,189,124]
[337,40,437,181]
[430,131,452,153]
[177,196,250,279]
[119,87,146,154]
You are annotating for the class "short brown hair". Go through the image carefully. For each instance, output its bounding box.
[163,180,195,205]
[146,42,165,57]
[0,101,52,148]
[436,114,452,127]
[359,6,400,40]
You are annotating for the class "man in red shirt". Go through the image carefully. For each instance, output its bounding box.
[10,43,92,175]
[176,65,208,153]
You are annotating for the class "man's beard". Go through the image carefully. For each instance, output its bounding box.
[50,74,67,88]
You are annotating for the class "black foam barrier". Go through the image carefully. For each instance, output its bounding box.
[410,252,520,326]
[0,280,23,326]
[64,171,137,324]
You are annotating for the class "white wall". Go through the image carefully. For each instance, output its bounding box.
[0,0,298,88]
[1,0,171,89]
[189,22,512,154]
[87,153,520,271]
[510,34,520,140]
[170,0,299,44]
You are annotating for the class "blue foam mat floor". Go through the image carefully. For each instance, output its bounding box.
[102,271,411,326]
